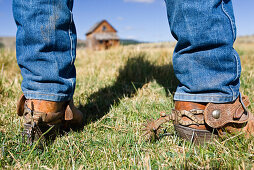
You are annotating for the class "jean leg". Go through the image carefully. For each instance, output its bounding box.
[13,0,77,102]
[164,0,241,103]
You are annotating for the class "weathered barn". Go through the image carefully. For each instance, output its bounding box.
[86,20,120,50]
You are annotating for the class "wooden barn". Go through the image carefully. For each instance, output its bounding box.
[86,20,120,50]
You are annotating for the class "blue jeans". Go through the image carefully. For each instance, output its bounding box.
[13,0,77,101]
[13,0,240,103]
[165,0,240,103]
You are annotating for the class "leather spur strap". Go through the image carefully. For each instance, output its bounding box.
[173,109,205,126]
[204,95,250,129]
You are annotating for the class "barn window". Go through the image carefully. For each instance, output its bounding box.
[102,26,107,31]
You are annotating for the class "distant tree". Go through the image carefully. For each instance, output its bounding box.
[120,39,143,46]
[0,42,4,49]
[77,40,86,49]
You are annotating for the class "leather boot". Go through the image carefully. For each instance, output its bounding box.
[17,94,84,144]
[25,99,68,125]
[17,94,84,126]
[174,101,217,144]
[143,95,254,144]
[174,95,254,143]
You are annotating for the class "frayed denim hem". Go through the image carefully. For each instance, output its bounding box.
[173,92,240,103]
[23,91,73,102]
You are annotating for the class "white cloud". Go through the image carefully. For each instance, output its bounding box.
[126,35,137,39]
[124,26,133,31]
[116,16,124,21]
[124,0,155,3]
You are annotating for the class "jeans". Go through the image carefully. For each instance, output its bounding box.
[13,0,240,103]
[13,0,77,102]
[165,0,241,103]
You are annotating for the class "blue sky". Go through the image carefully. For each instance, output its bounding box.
[0,0,253,42]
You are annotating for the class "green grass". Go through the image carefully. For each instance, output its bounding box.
[0,43,254,169]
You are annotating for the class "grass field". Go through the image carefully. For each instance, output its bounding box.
[0,40,254,169]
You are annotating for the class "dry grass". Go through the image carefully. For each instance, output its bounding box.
[0,41,254,169]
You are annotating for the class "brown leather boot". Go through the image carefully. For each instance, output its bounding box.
[143,101,212,142]
[17,94,84,144]
[25,99,67,125]
[143,95,254,144]
[174,101,217,144]
[175,95,254,143]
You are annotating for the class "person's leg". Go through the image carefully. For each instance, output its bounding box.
[13,0,76,102]
[13,0,83,143]
[165,0,240,103]
[161,0,253,142]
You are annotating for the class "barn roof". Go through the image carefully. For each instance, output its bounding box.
[92,33,119,40]
[86,20,117,35]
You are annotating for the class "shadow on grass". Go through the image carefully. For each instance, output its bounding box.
[11,53,178,150]
[78,53,179,125]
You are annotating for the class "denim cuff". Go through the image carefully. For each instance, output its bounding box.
[173,92,240,103]
[23,91,73,102]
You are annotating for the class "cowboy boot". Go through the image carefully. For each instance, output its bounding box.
[143,95,254,144]
[173,101,216,144]
[17,94,84,144]
[174,95,254,144]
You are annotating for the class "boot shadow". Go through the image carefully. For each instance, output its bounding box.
[19,54,179,148]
